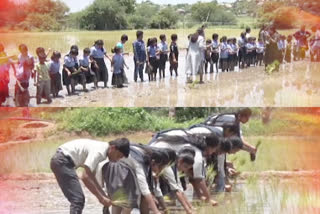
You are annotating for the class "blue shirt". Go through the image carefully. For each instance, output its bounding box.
[148,45,158,58]
[133,39,146,62]
[112,54,124,74]
[256,42,265,53]
[64,55,78,68]
[49,60,60,74]
[90,45,106,59]
[158,41,168,53]
[220,42,228,59]
[79,55,90,67]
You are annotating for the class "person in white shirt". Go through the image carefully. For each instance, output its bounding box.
[50,138,130,214]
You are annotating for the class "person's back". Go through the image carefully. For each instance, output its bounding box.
[59,139,109,170]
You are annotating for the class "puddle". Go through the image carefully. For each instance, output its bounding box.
[2,51,320,107]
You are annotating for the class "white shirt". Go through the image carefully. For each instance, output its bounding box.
[59,139,109,172]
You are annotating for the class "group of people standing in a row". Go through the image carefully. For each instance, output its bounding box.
[184,24,320,82]
[50,108,257,214]
[1,25,319,106]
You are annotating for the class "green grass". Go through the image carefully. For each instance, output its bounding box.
[0,28,297,57]
[229,137,320,172]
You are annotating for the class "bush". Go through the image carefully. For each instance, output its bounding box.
[50,108,203,136]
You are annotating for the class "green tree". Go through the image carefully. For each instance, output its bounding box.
[128,1,160,29]
[150,7,178,29]
[79,0,128,30]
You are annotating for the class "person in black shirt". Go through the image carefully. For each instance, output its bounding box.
[169,34,179,77]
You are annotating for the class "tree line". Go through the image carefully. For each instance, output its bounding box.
[0,0,237,31]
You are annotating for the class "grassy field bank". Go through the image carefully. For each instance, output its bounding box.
[0,28,297,56]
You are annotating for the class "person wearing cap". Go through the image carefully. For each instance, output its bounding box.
[49,51,63,98]
[50,138,130,214]
[34,47,52,104]
[90,40,111,88]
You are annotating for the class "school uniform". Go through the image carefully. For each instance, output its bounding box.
[35,62,52,104]
[50,139,110,214]
[211,40,220,73]
[169,42,179,76]
[238,37,246,68]
[277,40,286,63]
[62,54,78,86]
[148,45,159,79]
[220,42,229,72]
[158,41,168,75]
[111,53,126,87]
[204,46,212,73]
[15,54,34,107]
[285,40,293,63]
[204,113,242,137]
[228,43,238,71]
[49,60,62,96]
[245,43,254,66]
[90,45,108,85]
[151,140,205,181]
[256,42,265,65]
[187,124,226,192]
[0,52,10,105]
[79,55,97,84]
[133,39,146,82]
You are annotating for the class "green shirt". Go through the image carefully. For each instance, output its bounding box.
[36,62,50,81]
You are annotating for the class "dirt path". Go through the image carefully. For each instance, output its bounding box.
[3,52,320,107]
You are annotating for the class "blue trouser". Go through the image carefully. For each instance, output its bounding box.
[134,59,144,82]
[50,150,85,214]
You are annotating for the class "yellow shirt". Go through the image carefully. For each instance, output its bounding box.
[36,62,50,81]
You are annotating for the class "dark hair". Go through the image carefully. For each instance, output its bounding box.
[136,31,143,38]
[19,44,28,52]
[71,45,79,51]
[212,33,219,40]
[219,139,232,153]
[160,34,166,41]
[287,35,293,41]
[70,45,79,56]
[147,37,157,47]
[237,108,252,118]
[246,27,251,33]
[109,138,130,158]
[240,32,245,38]
[228,137,243,150]
[121,34,128,42]
[83,48,91,54]
[51,51,61,61]
[206,39,212,44]
[164,148,177,166]
[94,40,104,46]
[70,48,78,56]
[178,147,195,166]
[36,47,45,55]
[112,46,121,54]
[197,28,204,36]
[190,33,199,43]
[204,134,220,149]
[221,36,227,42]
[171,34,178,41]
[188,34,192,39]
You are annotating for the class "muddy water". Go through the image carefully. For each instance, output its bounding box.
[3,52,320,107]
[1,177,319,214]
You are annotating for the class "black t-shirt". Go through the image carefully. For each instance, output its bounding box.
[170,43,179,60]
